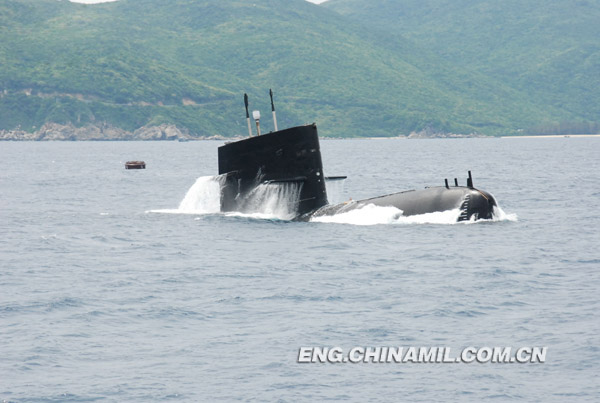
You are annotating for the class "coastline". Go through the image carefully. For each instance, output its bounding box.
[0,122,228,141]
[500,134,600,139]
[2,122,599,141]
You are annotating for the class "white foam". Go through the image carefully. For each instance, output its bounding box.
[491,205,518,222]
[148,176,302,220]
[148,176,223,215]
[178,176,223,213]
[239,182,303,220]
[310,202,517,226]
[311,204,461,225]
[482,193,518,222]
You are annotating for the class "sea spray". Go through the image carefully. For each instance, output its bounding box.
[491,205,518,222]
[148,175,223,215]
[310,203,517,226]
[149,176,303,220]
[310,204,461,225]
[177,175,224,213]
[239,182,304,220]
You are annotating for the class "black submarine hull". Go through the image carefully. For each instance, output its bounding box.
[217,123,498,222]
[307,186,497,222]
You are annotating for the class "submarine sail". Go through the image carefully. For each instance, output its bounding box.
[218,124,328,217]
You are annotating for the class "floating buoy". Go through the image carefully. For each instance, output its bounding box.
[125,161,146,169]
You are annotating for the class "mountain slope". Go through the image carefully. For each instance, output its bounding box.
[325,0,600,134]
[0,0,587,137]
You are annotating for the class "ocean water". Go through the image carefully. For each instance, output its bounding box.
[1,137,599,402]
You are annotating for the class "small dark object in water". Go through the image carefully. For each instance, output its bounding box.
[125,161,146,169]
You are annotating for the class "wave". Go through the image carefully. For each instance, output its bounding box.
[311,204,461,225]
[148,175,223,215]
[310,203,517,226]
[237,181,303,220]
[148,175,301,220]
[491,205,518,222]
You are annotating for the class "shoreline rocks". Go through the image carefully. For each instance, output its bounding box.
[0,122,229,141]
[408,126,483,139]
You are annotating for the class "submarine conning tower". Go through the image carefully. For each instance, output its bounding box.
[218,123,328,216]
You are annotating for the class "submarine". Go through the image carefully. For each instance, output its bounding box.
[217,91,498,222]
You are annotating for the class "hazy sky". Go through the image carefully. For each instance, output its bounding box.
[70,0,328,4]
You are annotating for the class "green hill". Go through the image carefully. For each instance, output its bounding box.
[0,0,591,137]
[325,0,600,135]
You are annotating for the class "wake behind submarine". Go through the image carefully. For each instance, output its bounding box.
[216,91,498,222]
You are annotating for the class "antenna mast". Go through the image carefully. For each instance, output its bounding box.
[270,89,278,132]
[244,93,253,137]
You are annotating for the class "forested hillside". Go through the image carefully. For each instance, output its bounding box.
[0,0,594,137]
[326,0,600,135]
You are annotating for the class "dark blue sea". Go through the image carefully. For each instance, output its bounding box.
[1,137,599,402]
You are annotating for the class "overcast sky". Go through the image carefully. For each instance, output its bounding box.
[70,0,328,4]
